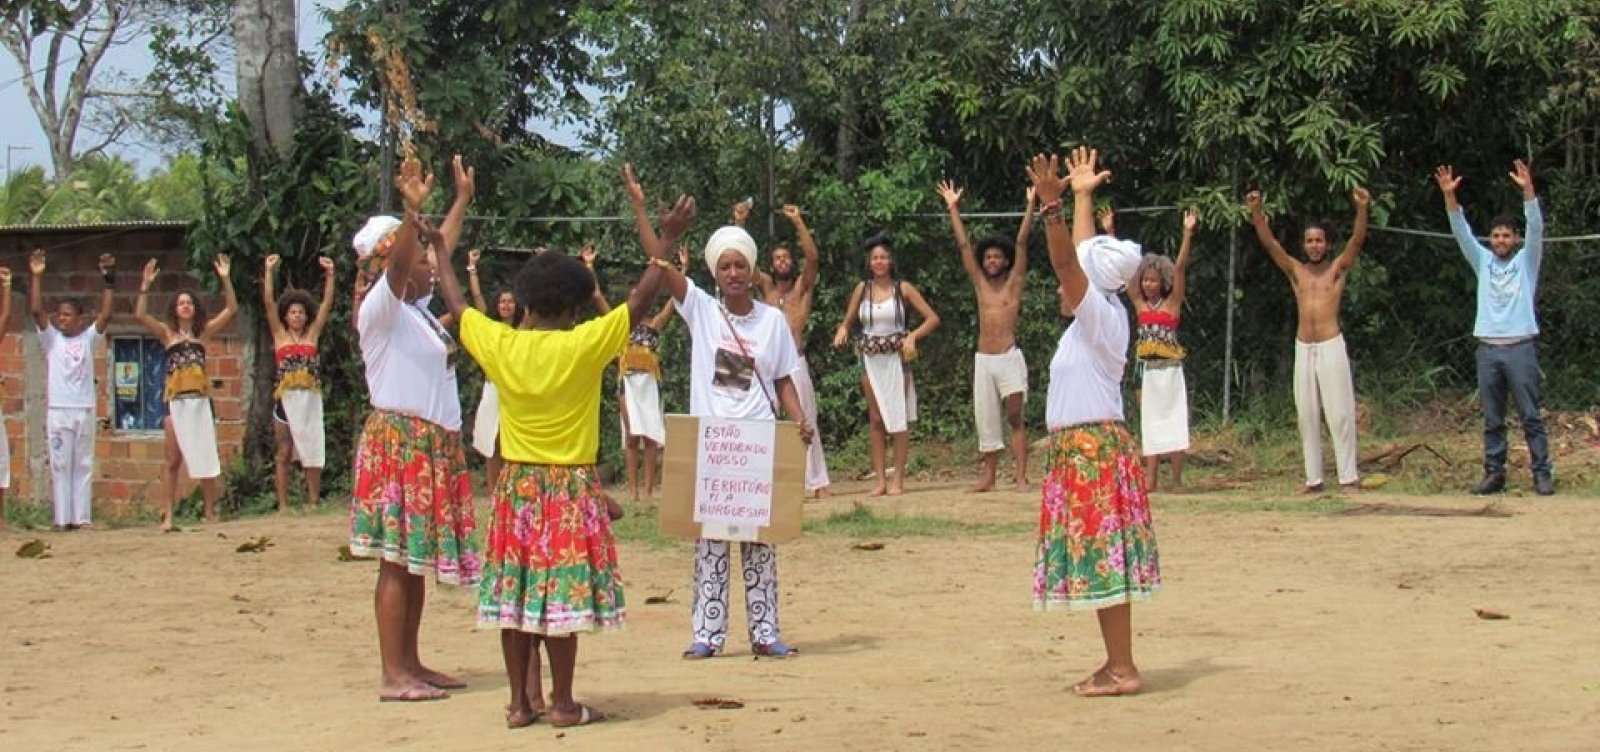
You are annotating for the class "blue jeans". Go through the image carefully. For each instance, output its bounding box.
[1476,340,1551,476]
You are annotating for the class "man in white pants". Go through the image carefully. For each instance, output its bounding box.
[937,180,1036,492]
[29,249,117,529]
[1246,188,1370,493]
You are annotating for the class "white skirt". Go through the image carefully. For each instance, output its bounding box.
[169,397,222,479]
[0,402,9,489]
[863,353,917,434]
[281,390,326,468]
[621,372,666,446]
[471,381,500,458]
[1139,364,1190,456]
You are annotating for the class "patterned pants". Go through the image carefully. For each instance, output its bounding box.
[691,540,780,649]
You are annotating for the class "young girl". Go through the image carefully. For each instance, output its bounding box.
[832,236,940,496]
[1101,207,1197,491]
[263,254,336,512]
[466,247,520,493]
[134,255,237,530]
[444,179,696,728]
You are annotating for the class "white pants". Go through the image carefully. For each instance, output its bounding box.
[47,407,95,526]
[973,348,1028,453]
[1294,335,1359,486]
[792,357,830,491]
[690,540,781,650]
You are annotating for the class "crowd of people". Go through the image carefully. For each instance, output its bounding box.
[0,147,1554,720]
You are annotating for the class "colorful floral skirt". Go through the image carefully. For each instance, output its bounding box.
[348,410,481,586]
[1033,421,1161,610]
[477,463,626,635]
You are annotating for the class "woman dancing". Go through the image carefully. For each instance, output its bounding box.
[262,253,336,512]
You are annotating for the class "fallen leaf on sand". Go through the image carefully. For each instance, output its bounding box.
[644,590,675,605]
[235,536,274,554]
[693,697,745,710]
[852,542,886,551]
[1358,473,1389,490]
[15,539,50,559]
[1473,608,1510,620]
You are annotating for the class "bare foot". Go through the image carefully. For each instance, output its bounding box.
[869,482,887,497]
[159,517,176,532]
[1300,482,1325,495]
[418,667,466,689]
[1013,478,1030,492]
[888,482,904,496]
[379,680,449,702]
[1072,667,1142,697]
[811,487,830,500]
[969,477,995,493]
[506,704,539,729]
[1340,483,1360,495]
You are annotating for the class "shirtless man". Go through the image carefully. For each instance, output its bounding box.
[937,180,1036,492]
[734,200,831,497]
[1246,186,1370,493]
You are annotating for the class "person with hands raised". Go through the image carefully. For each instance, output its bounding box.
[263,253,336,513]
[133,253,237,530]
[758,203,831,498]
[347,154,482,705]
[1127,208,1198,492]
[30,249,116,531]
[938,178,1036,493]
[441,165,695,729]
[466,246,522,491]
[588,241,678,501]
[1246,184,1370,494]
[1436,160,1552,496]
[1029,147,1161,698]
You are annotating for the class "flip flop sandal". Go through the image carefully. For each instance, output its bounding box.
[550,704,606,728]
[752,641,799,659]
[379,681,450,703]
[682,642,720,660]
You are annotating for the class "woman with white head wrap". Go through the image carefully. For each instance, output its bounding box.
[620,165,815,659]
[1026,147,1162,697]
[347,155,483,703]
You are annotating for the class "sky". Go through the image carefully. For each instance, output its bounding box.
[0,1,583,179]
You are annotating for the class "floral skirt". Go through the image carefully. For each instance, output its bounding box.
[1033,421,1161,610]
[477,463,626,635]
[348,410,481,586]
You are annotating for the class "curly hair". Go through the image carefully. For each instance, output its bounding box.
[277,289,316,332]
[974,234,1015,270]
[1137,253,1176,298]
[516,252,595,320]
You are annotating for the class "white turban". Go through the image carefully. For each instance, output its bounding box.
[353,215,402,259]
[703,225,758,277]
[1077,235,1143,294]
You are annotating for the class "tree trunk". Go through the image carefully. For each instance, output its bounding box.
[834,0,866,181]
[233,0,301,158]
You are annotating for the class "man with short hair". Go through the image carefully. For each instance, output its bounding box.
[1434,160,1552,496]
[1246,186,1370,493]
[937,180,1036,492]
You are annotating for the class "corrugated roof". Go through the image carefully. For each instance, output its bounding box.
[0,220,190,234]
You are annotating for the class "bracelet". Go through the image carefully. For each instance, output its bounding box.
[1038,198,1063,217]
[649,257,673,270]
[102,270,117,287]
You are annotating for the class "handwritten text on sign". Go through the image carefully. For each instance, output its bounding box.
[693,418,776,527]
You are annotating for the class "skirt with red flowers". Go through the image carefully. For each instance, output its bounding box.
[477,463,626,635]
[348,410,481,586]
[1033,421,1161,610]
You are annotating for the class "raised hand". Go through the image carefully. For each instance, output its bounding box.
[832,328,848,349]
[97,253,115,273]
[1352,186,1371,207]
[451,154,475,203]
[621,162,646,205]
[1182,208,1199,233]
[1433,165,1461,194]
[676,244,689,269]
[1025,154,1068,204]
[1025,185,1036,208]
[407,210,446,255]
[1508,159,1534,196]
[936,179,963,209]
[1096,206,1116,235]
[781,204,803,221]
[141,259,160,288]
[396,156,435,212]
[1066,146,1110,194]
[580,243,598,265]
[28,248,45,275]
[659,196,698,244]
[467,248,481,267]
[1244,190,1265,212]
[265,254,282,272]
[318,256,335,274]
[731,199,751,226]
[213,254,232,278]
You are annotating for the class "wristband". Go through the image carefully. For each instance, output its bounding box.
[102,270,117,287]
[649,257,673,270]
[1038,199,1063,217]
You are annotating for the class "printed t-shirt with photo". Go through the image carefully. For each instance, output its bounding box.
[676,280,801,421]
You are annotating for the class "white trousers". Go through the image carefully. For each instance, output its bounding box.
[47,407,95,526]
[690,540,781,649]
[792,357,830,491]
[973,348,1028,453]
[1294,335,1360,486]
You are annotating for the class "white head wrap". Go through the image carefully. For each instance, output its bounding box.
[1077,235,1143,294]
[703,225,758,277]
[353,216,402,259]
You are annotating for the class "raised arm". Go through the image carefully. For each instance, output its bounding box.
[832,282,866,348]
[899,281,941,361]
[1096,205,1116,238]
[1435,164,1480,267]
[1028,151,1096,311]
[308,256,337,341]
[1510,159,1543,272]
[262,254,286,341]
[783,204,821,296]
[937,180,982,285]
[385,156,434,298]
[134,259,174,340]
[202,254,238,339]
[427,212,470,321]
[621,163,660,253]
[90,254,115,334]
[1245,190,1296,275]
[1333,187,1369,274]
[27,249,47,330]
[466,248,488,312]
[625,196,696,324]
[583,244,611,314]
[1170,209,1198,309]
[1010,186,1036,292]
[649,298,677,331]
[438,155,475,256]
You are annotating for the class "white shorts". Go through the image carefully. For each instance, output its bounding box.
[974,348,1028,453]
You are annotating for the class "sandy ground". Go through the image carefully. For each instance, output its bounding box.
[2,484,1597,751]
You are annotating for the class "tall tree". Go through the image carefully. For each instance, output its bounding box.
[232,0,299,157]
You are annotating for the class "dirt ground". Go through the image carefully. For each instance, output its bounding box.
[2,484,1597,751]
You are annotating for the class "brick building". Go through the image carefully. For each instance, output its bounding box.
[0,222,254,520]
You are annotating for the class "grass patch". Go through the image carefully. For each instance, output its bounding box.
[609,500,687,549]
[1155,495,1354,515]
[804,503,1030,538]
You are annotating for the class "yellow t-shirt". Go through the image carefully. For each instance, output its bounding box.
[459,306,631,465]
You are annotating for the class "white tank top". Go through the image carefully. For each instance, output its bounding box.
[858,286,905,337]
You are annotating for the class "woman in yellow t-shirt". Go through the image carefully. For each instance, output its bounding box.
[439,189,698,730]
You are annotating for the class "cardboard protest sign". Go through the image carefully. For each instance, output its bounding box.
[660,414,804,543]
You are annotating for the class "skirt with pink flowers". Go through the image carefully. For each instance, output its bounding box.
[476,463,625,635]
[348,410,481,586]
[1033,421,1161,611]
